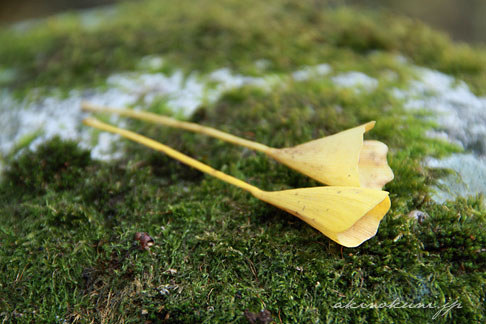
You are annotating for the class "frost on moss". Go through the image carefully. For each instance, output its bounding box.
[0,0,485,323]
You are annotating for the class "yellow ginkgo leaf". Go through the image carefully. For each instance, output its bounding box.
[255,186,390,247]
[359,140,395,189]
[83,117,391,247]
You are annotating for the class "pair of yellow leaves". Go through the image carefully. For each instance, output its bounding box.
[82,103,393,247]
[260,121,393,247]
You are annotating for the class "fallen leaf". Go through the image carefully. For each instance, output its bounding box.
[134,232,155,250]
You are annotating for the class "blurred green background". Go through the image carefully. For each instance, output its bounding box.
[1,0,485,44]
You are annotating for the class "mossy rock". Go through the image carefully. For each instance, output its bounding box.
[0,0,485,323]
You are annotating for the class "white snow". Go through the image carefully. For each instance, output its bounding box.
[332,71,378,92]
[395,68,486,154]
[0,88,135,161]
[395,67,486,202]
[425,154,486,203]
[137,55,166,71]
[291,64,332,81]
[0,61,332,169]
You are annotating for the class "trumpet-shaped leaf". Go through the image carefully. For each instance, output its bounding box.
[359,140,394,189]
[269,122,393,189]
[255,186,390,247]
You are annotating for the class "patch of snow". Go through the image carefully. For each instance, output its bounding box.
[254,59,271,70]
[204,68,283,104]
[396,67,486,202]
[107,71,206,114]
[108,67,281,116]
[291,64,331,81]
[396,68,486,154]
[0,61,333,170]
[332,71,378,92]
[137,55,165,71]
[208,68,276,93]
[0,88,135,162]
[425,154,486,203]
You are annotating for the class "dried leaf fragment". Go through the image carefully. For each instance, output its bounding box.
[134,232,154,250]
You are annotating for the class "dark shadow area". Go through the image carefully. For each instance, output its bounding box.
[1,0,484,45]
[0,0,125,25]
[345,0,486,44]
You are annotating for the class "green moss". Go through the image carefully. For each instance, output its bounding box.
[1,75,484,322]
[0,0,485,323]
[1,0,486,94]
[4,137,91,195]
[420,197,486,272]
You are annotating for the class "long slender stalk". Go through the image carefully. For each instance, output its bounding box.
[82,102,270,153]
[83,118,261,195]
[82,102,394,190]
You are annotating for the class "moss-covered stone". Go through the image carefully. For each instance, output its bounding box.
[0,0,485,323]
